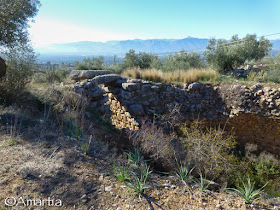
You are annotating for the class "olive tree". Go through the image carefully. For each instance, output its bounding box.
[204,34,272,73]
[0,0,40,102]
[75,56,105,70]
[163,50,205,72]
[0,0,40,47]
[122,49,161,70]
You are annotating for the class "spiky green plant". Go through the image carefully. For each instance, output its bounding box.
[125,163,153,199]
[174,159,195,185]
[112,159,131,182]
[126,146,144,166]
[195,172,211,192]
[230,178,268,204]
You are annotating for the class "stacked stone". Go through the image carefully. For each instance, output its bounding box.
[218,84,280,118]
[70,70,280,132]
[107,93,139,130]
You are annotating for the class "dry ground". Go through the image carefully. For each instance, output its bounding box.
[0,85,279,210]
[0,129,279,209]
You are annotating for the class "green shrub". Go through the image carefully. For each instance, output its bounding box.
[248,52,280,83]
[45,66,70,83]
[245,148,280,197]
[0,45,35,103]
[180,121,238,180]
[204,34,272,74]
[163,50,205,72]
[75,56,105,70]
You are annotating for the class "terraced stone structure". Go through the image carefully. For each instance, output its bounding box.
[71,70,280,155]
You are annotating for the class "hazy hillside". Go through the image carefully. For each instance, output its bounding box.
[35,37,280,63]
[35,37,210,56]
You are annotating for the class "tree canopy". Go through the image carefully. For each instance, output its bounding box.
[0,0,41,47]
[204,34,272,73]
[122,49,161,70]
[75,56,105,70]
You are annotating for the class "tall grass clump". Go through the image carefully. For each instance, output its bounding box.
[122,67,142,79]
[165,68,218,83]
[122,67,218,84]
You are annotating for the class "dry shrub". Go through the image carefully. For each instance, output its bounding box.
[39,87,89,113]
[166,68,218,83]
[122,68,218,84]
[122,67,141,79]
[180,121,238,180]
[156,103,183,133]
[128,121,176,169]
[140,68,164,82]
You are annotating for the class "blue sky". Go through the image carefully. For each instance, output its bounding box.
[29,0,280,47]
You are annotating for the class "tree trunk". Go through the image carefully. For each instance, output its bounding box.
[0,56,6,79]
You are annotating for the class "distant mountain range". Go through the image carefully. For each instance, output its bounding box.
[35,37,280,62]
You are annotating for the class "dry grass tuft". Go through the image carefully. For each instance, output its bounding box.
[122,67,142,79]
[122,67,218,83]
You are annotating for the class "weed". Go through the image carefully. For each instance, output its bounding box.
[64,118,84,141]
[139,163,152,182]
[6,138,20,147]
[174,159,195,185]
[229,177,268,204]
[125,163,153,200]
[126,146,144,166]
[195,172,211,192]
[80,135,93,155]
[112,159,131,182]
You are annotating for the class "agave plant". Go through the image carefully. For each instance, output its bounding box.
[230,177,268,204]
[125,163,153,200]
[174,159,195,185]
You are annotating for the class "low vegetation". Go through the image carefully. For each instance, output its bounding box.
[122,67,218,83]
[229,178,268,204]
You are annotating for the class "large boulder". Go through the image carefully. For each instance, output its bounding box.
[70,70,113,81]
[90,74,121,85]
[0,57,6,79]
[122,83,141,91]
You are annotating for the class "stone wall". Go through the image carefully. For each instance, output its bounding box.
[70,71,280,155]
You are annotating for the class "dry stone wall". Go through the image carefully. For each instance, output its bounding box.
[71,71,280,154]
[73,75,280,128]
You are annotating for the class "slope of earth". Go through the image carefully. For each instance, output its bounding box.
[0,106,279,210]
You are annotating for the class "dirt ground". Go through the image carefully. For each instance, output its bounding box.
[0,131,279,210]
